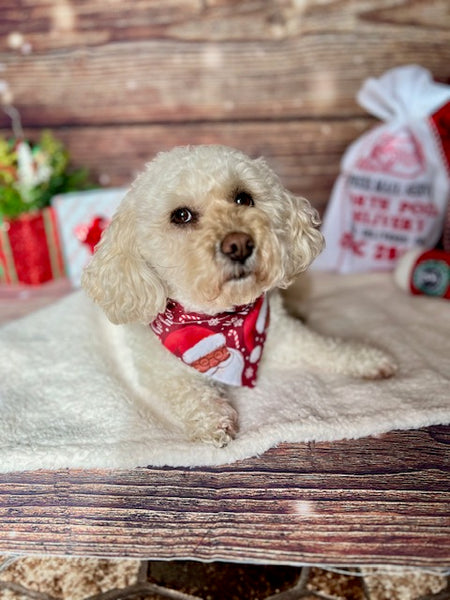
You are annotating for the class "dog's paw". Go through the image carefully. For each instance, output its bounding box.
[354,347,398,380]
[362,358,397,380]
[188,398,239,448]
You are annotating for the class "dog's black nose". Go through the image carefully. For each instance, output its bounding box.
[221,232,254,263]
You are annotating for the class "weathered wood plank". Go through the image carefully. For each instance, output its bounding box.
[0,427,448,565]
[0,278,72,322]
[1,0,449,50]
[0,118,374,213]
[1,32,448,128]
[0,1,448,212]
[361,0,450,30]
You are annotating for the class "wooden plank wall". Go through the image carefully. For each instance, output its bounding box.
[1,0,449,214]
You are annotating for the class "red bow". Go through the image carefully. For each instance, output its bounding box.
[75,216,109,253]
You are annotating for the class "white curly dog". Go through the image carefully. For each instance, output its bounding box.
[82,145,396,447]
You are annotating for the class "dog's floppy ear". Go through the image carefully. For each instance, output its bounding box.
[251,156,324,285]
[81,195,167,324]
[281,191,325,285]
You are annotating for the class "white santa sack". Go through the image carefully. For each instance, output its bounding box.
[313,65,450,273]
[0,271,450,473]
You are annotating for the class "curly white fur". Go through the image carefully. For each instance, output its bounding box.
[82,145,396,447]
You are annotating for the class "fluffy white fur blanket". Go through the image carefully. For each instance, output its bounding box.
[0,272,449,473]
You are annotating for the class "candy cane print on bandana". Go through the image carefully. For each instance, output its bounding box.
[150,295,270,387]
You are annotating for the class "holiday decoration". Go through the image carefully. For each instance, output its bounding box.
[313,65,450,273]
[0,131,90,220]
[394,248,450,299]
[75,216,109,253]
[0,206,64,284]
[0,129,93,285]
[52,187,126,287]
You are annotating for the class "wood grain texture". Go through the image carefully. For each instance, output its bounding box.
[1,34,448,128]
[0,118,371,212]
[0,427,448,565]
[0,0,449,128]
[0,0,449,210]
[1,0,449,50]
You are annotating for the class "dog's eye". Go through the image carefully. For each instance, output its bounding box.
[234,191,254,207]
[170,207,197,226]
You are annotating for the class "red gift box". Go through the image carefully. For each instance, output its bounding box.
[0,207,65,285]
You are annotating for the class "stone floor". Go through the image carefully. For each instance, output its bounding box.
[0,556,449,600]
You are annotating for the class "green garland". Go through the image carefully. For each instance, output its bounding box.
[0,131,92,220]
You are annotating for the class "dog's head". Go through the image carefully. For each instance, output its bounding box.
[82,145,324,323]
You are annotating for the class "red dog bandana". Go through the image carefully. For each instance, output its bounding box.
[150,295,270,387]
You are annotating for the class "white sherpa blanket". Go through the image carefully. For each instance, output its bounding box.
[1,272,449,473]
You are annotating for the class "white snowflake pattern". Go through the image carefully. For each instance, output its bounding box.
[231,317,244,327]
[245,366,254,379]
[207,317,221,327]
